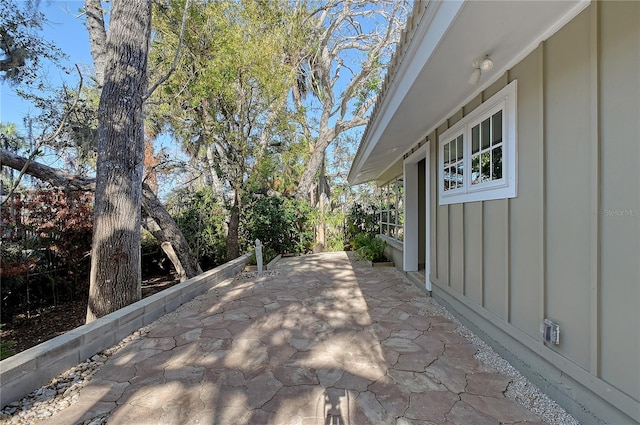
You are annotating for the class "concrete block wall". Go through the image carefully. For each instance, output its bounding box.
[0,253,250,408]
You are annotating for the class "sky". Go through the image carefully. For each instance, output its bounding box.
[0,0,183,186]
[1,0,385,198]
[0,1,94,132]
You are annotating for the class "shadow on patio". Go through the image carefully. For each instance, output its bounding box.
[27,252,544,425]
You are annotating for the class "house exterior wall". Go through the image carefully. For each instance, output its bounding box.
[424,3,639,423]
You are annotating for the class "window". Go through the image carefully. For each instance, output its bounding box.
[439,81,517,205]
[380,177,404,242]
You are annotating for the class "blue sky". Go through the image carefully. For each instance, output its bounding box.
[1,0,380,198]
[1,1,93,132]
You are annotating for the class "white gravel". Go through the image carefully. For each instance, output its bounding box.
[0,330,145,425]
[413,292,580,425]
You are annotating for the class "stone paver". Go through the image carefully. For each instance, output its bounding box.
[34,252,547,424]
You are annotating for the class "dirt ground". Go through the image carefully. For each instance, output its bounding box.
[1,275,180,356]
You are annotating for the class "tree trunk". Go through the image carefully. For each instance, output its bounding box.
[294,137,330,200]
[0,148,203,284]
[226,191,241,261]
[141,183,202,280]
[84,0,108,88]
[87,0,152,323]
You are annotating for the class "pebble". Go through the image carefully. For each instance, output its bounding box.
[411,288,580,425]
[0,323,153,425]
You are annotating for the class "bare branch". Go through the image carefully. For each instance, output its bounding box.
[1,65,84,204]
[0,147,95,192]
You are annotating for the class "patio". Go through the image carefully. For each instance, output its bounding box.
[24,252,547,424]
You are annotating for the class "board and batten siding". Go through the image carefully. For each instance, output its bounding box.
[428,2,639,423]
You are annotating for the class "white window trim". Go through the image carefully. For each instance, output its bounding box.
[379,177,404,242]
[439,80,518,205]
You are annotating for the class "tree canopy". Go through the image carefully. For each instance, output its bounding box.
[1,0,402,321]
[0,0,66,87]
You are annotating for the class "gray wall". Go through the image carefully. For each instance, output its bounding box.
[425,3,639,423]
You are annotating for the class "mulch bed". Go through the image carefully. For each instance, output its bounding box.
[1,274,180,356]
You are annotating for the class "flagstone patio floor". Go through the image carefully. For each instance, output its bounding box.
[30,251,548,424]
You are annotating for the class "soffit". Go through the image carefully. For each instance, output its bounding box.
[348,0,590,185]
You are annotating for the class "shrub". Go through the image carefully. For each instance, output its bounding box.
[242,195,315,256]
[345,203,379,249]
[0,189,93,322]
[167,188,227,269]
[354,233,387,262]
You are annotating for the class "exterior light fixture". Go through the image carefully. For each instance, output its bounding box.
[468,55,493,85]
[480,57,493,71]
[468,68,481,85]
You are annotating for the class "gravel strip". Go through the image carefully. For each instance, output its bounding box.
[0,329,144,425]
[411,291,580,425]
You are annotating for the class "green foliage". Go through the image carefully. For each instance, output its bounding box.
[345,202,380,248]
[150,0,298,161]
[242,195,315,256]
[0,122,27,152]
[0,324,17,360]
[354,233,387,263]
[323,207,346,252]
[149,0,306,259]
[167,187,227,269]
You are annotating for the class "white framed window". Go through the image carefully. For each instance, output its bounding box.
[380,177,404,242]
[439,80,517,205]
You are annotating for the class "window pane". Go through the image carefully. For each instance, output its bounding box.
[492,146,503,179]
[471,155,480,185]
[480,152,490,183]
[456,161,464,189]
[397,227,404,241]
[481,118,491,150]
[472,125,480,154]
[382,211,388,223]
[443,167,449,191]
[390,226,396,239]
[451,140,457,163]
[492,110,503,146]
[444,143,450,166]
[456,135,464,160]
[449,166,456,189]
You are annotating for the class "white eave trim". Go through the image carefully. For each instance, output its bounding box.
[349,0,591,187]
[348,0,465,185]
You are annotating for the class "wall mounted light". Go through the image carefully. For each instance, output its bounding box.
[468,68,481,85]
[468,55,493,85]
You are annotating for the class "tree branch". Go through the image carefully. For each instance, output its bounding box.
[0,147,95,191]
[143,0,191,101]
[1,65,85,205]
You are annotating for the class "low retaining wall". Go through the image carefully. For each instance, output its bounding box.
[0,254,250,408]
